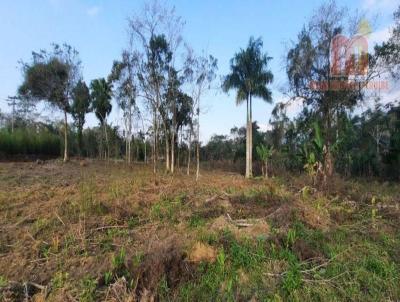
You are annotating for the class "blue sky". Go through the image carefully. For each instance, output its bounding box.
[0,0,398,141]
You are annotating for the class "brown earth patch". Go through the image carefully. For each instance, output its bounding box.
[188,242,217,263]
[132,237,194,301]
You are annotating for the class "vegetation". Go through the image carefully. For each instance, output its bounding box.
[0,162,399,301]
[223,37,273,178]
[0,0,400,301]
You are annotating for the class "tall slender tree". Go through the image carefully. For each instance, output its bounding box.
[109,50,138,164]
[90,78,113,160]
[223,37,273,178]
[128,0,185,177]
[188,54,217,181]
[71,80,91,157]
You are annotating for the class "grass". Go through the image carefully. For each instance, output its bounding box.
[0,161,399,301]
[150,193,186,223]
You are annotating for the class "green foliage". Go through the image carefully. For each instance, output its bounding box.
[256,144,273,162]
[150,194,185,223]
[0,128,60,156]
[111,248,126,272]
[71,80,91,155]
[188,214,206,228]
[51,271,69,289]
[222,37,273,104]
[103,271,113,286]
[79,277,97,302]
[90,78,112,124]
[0,275,7,287]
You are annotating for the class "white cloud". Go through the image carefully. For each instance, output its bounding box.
[87,5,101,17]
[368,26,392,47]
[258,123,273,132]
[362,0,398,13]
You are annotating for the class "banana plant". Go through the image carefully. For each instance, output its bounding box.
[302,122,324,184]
[256,145,273,178]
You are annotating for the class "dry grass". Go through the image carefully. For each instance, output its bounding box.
[0,160,399,301]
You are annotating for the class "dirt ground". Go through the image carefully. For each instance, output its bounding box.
[0,160,399,301]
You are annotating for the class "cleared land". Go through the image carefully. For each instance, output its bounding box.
[0,160,399,301]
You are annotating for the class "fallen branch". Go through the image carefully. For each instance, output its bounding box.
[13,214,33,227]
[226,213,266,228]
[54,212,65,226]
[90,225,128,234]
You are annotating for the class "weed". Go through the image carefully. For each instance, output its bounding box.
[198,230,218,245]
[33,218,50,235]
[99,236,113,253]
[286,228,297,249]
[0,275,7,287]
[112,248,126,272]
[188,214,206,228]
[79,277,97,302]
[132,252,144,267]
[229,239,266,269]
[38,242,51,258]
[127,215,140,229]
[78,180,107,215]
[216,249,226,273]
[157,275,170,300]
[282,265,302,294]
[52,271,69,289]
[104,271,113,286]
[150,196,183,223]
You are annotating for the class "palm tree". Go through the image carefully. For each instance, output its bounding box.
[223,37,273,178]
[90,78,113,160]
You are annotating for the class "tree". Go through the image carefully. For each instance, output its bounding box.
[109,51,138,164]
[256,145,273,178]
[90,78,113,160]
[186,52,217,181]
[375,5,400,79]
[285,1,379,185]
[128,0,184,177]
[223,37,273,178]
[71,80,91,157]
[18,43,81,162]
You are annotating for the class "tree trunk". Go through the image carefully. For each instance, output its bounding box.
[265,160,268,179]
[187,127,192,175]
[153,109,157,174]
[245,96,250,178]
[104,121,109,161]
[63,110,69,162]
[77,127,83,159]
[171,96,176,174]
[171,130,175,174]
[249,95,253,177]
[177,129,182,169]
[125,137,128,163]
[196,102,200,182]
[136,141,139,162]
[165,131,170,172]
[144,140,147,164]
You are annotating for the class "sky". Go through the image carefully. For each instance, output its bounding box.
[0,0,398,141]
